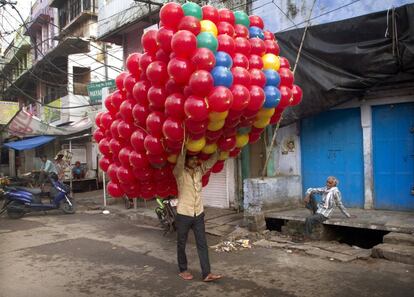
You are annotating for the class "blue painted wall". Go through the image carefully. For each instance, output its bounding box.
[301,108,364,208]
[372,103,414,211]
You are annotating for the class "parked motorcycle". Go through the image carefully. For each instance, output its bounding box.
[0,173,75,219]
[155,196,178,234]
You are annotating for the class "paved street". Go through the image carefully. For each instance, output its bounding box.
[0,212,413,297]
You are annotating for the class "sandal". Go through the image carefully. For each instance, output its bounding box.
[203,273,222,282]
[178,271,194,281]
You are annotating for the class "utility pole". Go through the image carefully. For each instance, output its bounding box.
[103,43,108,81]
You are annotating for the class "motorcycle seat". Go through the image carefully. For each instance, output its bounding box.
[14,186,42,195]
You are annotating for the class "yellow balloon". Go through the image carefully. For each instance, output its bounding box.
[236,134,249,148]
[202,143,217,154]
[209,111,228,121]
[167,154,177,164]
[200,20,218,37]
[186,137,206,152]
[219,151,229,161]
[207,119,225,131]
[262,53,280,71]
[257,108,275,118]
[253,117,271,129]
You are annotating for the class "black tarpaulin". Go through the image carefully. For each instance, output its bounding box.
[276,3,414,124]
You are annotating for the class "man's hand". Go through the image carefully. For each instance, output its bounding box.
[303,195,310,204]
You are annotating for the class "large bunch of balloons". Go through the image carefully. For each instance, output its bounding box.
[94,2,303,199]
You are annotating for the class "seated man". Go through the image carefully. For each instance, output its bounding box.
[72,161,84,179]
[303,176,355,239]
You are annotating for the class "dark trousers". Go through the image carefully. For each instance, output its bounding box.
[304,213,327,236]
[305,194,318,214]
[176,212,210,278]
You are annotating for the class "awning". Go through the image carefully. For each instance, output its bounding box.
[3,136,56,151]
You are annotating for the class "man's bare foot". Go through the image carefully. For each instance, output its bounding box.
[178,271,193,280]
[203,273,222,282]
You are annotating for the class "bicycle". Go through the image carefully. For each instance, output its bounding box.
[155,196,178,234]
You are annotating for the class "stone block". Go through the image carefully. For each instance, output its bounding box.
[383,232,414,246]
[372,243,414,265]
[244,213,267,232]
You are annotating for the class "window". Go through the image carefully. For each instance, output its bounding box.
[73,66,90,96]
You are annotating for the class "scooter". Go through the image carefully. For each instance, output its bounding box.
[155,196,178,234]
[0,173,75,219]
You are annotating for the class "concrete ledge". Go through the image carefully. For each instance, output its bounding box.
[372,243,414,265]
[383,232,414,246]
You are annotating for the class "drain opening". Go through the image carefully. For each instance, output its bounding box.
[265,218,286,232]
[323,225,388,249]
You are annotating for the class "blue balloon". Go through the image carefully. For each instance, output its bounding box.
[263,69,280,87]
[263,86,281,108]
[249,26,264,40]
[215,51,233,68]
[211,66,233,88]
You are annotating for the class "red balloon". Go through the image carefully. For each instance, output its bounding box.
[234,37,251,56]
[178,16,201,35]
[217,34,235,55]
[130,129,147,152]
[157,26,174,53]
[279,68,294,88]
[248,54,264,70]
[110,119,122,140]
[111,90,124,110]
[165,93,186,120]
[126,53,141,78]
[279,56,291,69]
[99,156,111,172]
[98,138,111,156]
[129,150,149,168]
[229,147,241,158]
[104,95,116,115]
[249,131,261,143]
[218,8,235,25]
[141,30,159,54]
[153,166,173,181]
[217,22,235,37]
[278,86,293,109]
[231,67,251,87]
[225,115,241,128]
[202,5,219,23]
[119,98,135,124]
[165,79,184,95]
[93,128,105,143]
[117,166,136,184]
[144,135,165,155]
[117,120,133,140]
[185,118,208,134]
[132,103,149,127]
[163,117,184,141]
[100,112,114,130]
[119,146,133,167]
[211,160,225,173]
[156,181,171,198]
[107,182,124,198]
[269,112,282,125]
[160,2,184,29]
[263,30,275,41]
[107,163,121,183]
[230,84,250,111]
[191,48,216,71]
[155,49,170,64]
[115,72,128,92]
[265,40,280,55]
[171,30,197,59]
[146,61,168,85]
[147,86,167,111]
[121,183,140,198]
[218,135,236,151]
[243,109,260,119]
[167,57,194,84]
[232,53,249,68]
[250,68,266,87]
[146,111,165,138]
[140,181,155,199]
[207,86,233,112]
[183,85,193,97]
[189,70,214,97]
[164,138,183,154]
[133,166,154,181]
[249,15,264,29]
[132,80,150,106]
[147,153,167,168]
[223,126,237,137]
[290,84,303,106]
[206,129,223,142]
[250,38,266,56]
[202,173,210,187]
[184,95,209,121]
[109,138,123,157]
[234,24,249,38]
[188,131,206,140]
[139,52,155,73]
[247,85,265,111]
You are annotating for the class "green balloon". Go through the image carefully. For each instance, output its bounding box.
[197,32,218,53]
[234,10,250,28]
[182,2,202,20]
[238,127,251,135]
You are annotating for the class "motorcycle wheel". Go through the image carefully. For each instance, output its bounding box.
[61,198,76,214]
[7,201,25,219]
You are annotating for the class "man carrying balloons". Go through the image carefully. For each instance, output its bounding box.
[173,148,223,282]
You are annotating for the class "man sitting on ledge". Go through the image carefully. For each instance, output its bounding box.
[303,176,355,240]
